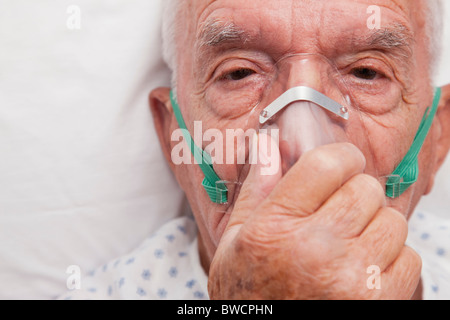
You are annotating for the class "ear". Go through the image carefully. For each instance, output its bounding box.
[149,87,175,171]
[434,84,450,170]
[424,84,450,194]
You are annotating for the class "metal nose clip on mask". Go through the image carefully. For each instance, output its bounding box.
[259,86,350,175]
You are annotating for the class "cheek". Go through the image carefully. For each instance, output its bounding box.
[172,153,230,254]
[188,93,260,191]
[357,102,435,217]
[358,106,422,179]
[204,75,268,120]
[410,124,439,205]
[175,96,258,253]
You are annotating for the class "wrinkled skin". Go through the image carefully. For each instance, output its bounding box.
[151,0,450,300]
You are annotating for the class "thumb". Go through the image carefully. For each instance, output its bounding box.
[228,132,282,226]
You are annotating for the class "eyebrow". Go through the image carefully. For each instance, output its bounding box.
[363,23,414,57]
[197,19,414,59]
[197,19,251,48]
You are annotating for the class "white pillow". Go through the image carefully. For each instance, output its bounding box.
[417,0,450,219]
[0,0,183,299]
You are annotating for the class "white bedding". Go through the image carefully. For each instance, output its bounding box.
[0,1,182,299]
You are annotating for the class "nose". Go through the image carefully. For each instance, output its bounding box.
[278,56,327,93]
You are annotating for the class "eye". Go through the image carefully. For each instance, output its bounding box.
[223,68,256,81]
[351,67,379,80]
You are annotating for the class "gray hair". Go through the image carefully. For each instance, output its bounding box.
[427,0,444,81]
[162,0,444,90]
[161,0,181,92]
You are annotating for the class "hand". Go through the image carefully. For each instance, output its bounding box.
[208,137,422,300]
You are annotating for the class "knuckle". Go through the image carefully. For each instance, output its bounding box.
[382,207,408,229]
[404,246,423,271]
[344,174,385,207]
[302,147,341,174]
[365,207,408,249]
[269,197,309,216]
[358,174,385,197]
[379,207,408,238]
[397,247,423,298]
[300,143,365,178]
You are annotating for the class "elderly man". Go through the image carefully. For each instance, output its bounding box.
[149,0,450,300]
[60,0,450,300]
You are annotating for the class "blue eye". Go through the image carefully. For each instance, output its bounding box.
[225,68,256,81]
[352,67,378,80]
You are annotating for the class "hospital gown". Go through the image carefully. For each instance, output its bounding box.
[58,215,209,300]
[58,210,450,300]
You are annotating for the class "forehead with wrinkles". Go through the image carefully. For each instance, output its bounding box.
[178,0,426,48]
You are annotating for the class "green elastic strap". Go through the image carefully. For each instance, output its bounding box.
[170,91,228,204]
[386,87,442,198]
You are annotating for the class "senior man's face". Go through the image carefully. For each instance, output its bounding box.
[151,0,450,267]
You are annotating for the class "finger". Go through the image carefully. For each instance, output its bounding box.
[266,143,366,217]
[381,246,422,299]
[358,207,409,272]
[314,173,385,239]
[229,132,282,227]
